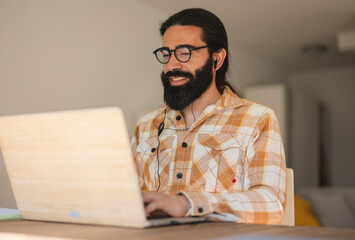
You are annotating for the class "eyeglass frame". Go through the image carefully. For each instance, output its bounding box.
[153,45,209,64]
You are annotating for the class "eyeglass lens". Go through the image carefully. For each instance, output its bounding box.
[156,46,191,64]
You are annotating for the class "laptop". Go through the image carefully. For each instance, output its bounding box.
[0,107,209,228]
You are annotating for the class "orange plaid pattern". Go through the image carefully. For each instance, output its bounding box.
[131,86,286,224]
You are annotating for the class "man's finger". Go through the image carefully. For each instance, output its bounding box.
[145,200,162,216]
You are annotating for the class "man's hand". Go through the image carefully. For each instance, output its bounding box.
[142,191,191,218]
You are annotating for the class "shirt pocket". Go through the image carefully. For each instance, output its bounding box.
[135,135,174,190]
[194,133,244,193]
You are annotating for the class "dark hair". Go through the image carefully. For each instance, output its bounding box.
[160,8,237,94]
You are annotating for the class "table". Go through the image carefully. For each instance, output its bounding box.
[1,220,355,240]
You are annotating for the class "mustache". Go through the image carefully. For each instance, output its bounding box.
[162,70,194,80]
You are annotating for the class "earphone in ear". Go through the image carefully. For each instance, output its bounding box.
[214,60,217,69]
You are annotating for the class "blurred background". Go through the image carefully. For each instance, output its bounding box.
[0,0,355,224]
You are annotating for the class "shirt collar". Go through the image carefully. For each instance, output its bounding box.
[216,86,243,109]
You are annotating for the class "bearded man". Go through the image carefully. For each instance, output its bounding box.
[131,8,286,224]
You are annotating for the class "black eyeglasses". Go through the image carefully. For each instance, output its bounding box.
[153,45,209,64]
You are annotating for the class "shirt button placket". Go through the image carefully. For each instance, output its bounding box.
[176,142,187,182]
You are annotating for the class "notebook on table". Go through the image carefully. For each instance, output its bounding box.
[0,107,208,228]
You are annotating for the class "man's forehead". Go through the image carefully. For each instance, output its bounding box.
[162,25,205,48]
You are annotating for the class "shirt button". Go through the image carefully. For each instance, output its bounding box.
[182,142,188,148]
[198,207,203,213]
[177,173,183,179]
[151,148,156,153]
[176,115,181,121]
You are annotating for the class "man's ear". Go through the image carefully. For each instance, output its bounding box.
[213,48,227,71]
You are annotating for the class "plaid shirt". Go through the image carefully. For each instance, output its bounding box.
[131,86,286,224]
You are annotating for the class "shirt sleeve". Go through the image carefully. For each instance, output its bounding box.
[178,109,287,225]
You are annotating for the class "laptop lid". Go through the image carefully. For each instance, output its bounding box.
[0,107,148,228]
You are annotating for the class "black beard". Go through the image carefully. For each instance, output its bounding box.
[160,57,214,111]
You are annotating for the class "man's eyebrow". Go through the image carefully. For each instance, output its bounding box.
[178,44,195,49]
[161,44,195,50]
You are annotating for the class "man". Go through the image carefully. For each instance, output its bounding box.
[131,8,286,224]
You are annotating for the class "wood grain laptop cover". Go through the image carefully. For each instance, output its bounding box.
[0,107,148,228]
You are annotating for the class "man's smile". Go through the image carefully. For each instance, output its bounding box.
[169,76,189,86]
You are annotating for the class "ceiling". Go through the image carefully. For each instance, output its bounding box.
[143,0,355,72]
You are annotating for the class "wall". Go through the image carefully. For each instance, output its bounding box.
[229,45,287,92]
[287,65,355,186]
[0,0,166,130]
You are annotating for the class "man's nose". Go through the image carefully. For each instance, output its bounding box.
[165,54,183,72]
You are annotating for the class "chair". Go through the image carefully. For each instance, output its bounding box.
[280,168,295,226]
